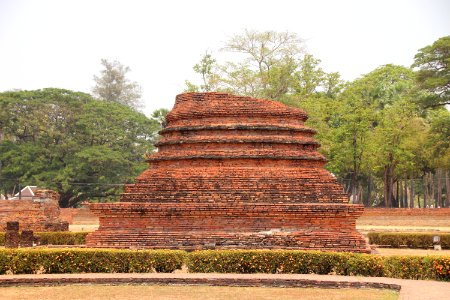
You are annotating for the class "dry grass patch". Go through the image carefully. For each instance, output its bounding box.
[357,225,450,233]
[375,248,450,256]
[69,224,99,232]
[0,285,399,300]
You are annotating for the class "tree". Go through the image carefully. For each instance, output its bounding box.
[92,59,143,110]
[0,88,159,207]
[185,53,219,92]
[412,36,450,108]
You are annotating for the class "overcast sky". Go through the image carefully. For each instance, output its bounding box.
[0,0,449,116]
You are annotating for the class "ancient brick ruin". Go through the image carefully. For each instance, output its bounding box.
[87,92,369,252]
[0,189,68,232]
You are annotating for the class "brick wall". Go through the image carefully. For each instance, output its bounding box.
[0,190,68,231]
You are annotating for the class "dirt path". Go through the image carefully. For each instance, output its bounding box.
[0,273,448,300]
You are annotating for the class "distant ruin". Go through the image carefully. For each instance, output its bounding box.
[0,187,68,231]
[87,92,369,252]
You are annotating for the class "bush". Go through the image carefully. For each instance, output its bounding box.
[0,249,185,274]
[186,250,449,281]
[0,248,448,280]
[0,232,88,246]
[186,250,384,277]
[36,232,88,245]
[368,232,450,249]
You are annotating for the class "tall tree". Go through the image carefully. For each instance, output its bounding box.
[0,88,159,207]
[92,59,143,110]
[412,36,450,108]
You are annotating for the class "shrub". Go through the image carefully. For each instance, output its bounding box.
[0,249,185,274]
[368,232,450,249]
[186,250,449,281]
[0,232,88,246]
[0,248,448,281]
[36,232,88,245]
[187,250,384,277]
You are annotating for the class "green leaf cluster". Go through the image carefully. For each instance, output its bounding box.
[0,88,160,207]
[0,249,185,274]
[368,232,450,249]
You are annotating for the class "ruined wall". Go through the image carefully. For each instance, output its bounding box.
[0,190,68,231]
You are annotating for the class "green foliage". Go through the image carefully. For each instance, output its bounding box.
[412,36,450,108]
[368,232,450,249]
[36,232,88,245]
[186,250,448,281]
[0,248,448,280]
[185,31,450,207]
[186,250,384,277]
[0,88,160,207]
[0,232,88,246]
[0,249,185,274]
[383,256,436,280]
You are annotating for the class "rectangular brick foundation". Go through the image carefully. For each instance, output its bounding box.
[87,202,369,253]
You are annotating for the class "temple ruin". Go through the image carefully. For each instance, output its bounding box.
[87,92,369,252]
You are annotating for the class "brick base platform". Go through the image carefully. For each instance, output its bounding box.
[87,202,369,252]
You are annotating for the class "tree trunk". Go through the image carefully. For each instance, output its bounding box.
[410,178,415,208]
[367,174,372,207]
[397,180,402,208]
[423,176,427,208]
[404,179,408,208]
[432,173,436,207]
[445,171,450,208]
[388,167,394,208]
[437,169,443,207]
[417,192,421,208]
[384,167,389,207]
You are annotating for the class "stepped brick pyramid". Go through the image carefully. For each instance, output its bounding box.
[86,92,369,252]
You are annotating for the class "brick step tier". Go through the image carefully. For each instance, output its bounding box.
[86,203,369,253]
[126,167,347,204]
[155,137,319,147]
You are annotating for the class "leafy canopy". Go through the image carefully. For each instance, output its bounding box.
[0,88,160,207]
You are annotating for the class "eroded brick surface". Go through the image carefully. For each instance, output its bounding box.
[87,92,369,252]
[0,190,68,232]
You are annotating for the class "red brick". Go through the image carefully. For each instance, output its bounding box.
[87,93,369,253]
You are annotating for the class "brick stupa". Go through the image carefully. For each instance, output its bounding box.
[86,92,369,252]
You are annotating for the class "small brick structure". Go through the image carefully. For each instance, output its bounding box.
[0,189,68,232]
[19,230,34,247]
[5,221,20,248]
[87,92,369,252]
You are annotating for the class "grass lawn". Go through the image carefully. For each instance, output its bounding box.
[0,285,399,300]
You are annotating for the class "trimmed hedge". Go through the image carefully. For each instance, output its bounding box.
[0,248,448,281]
[186,250,450,281]
[0,232,88,246]
[0,249,185,274]
[368,232,450,249]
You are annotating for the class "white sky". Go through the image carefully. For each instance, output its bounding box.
[0,0,449,116]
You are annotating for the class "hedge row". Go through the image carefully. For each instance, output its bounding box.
[187,250,450,281]
[0,232,88,246]
[0,249,185,274]
[368,232,450,249]
[0,249,448,281]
